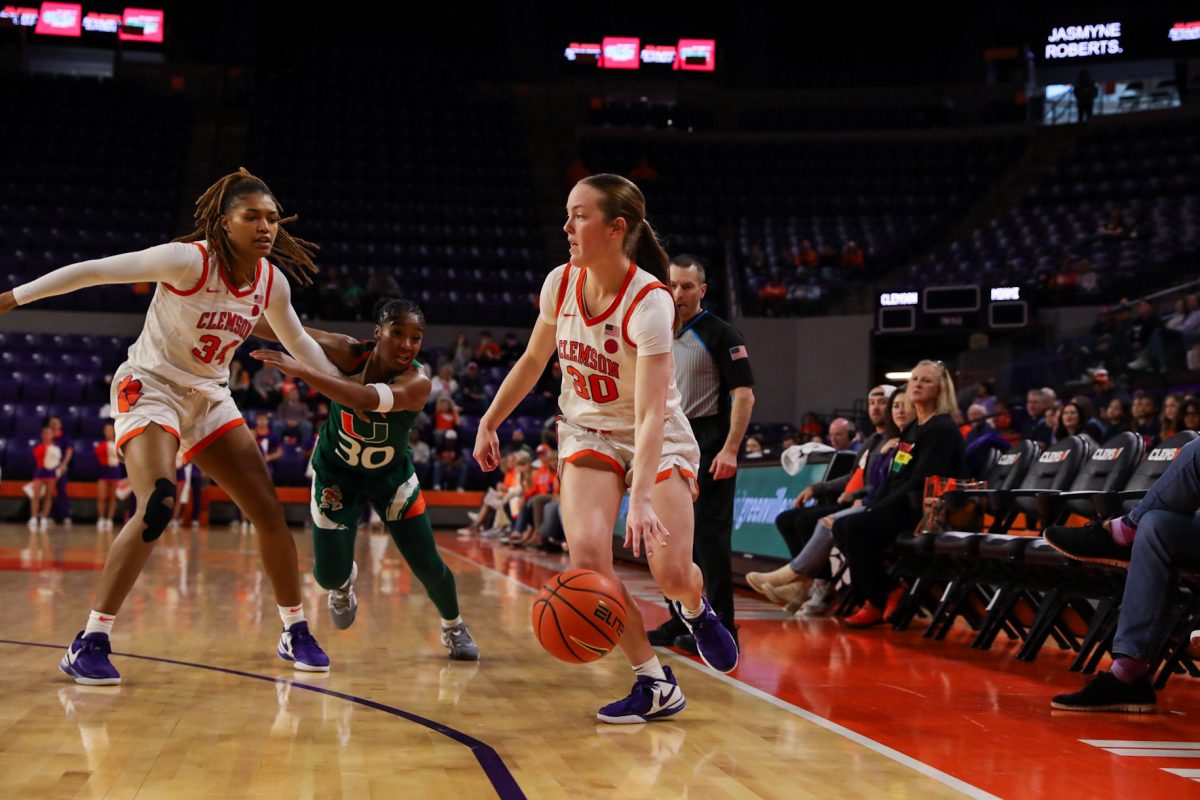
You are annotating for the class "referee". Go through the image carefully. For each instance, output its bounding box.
[647,254,755,652]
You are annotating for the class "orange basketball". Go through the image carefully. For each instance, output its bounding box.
[531,568,628,664]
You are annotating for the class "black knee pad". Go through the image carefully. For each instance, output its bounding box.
[141,478,176,543]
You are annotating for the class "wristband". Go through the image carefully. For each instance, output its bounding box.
[370,383,395,413]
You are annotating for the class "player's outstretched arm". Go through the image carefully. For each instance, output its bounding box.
[250,349,432,414]
[474,321,558,472]
[250,316,362,374]
[0,243,200,314]
[259,271,342,377]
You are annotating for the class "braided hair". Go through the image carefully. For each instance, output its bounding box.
[174,167,320,286]
[373,296,425,327]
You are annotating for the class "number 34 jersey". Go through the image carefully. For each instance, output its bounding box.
[126,240,275,398]
[312,347,418,488]
[539,262,685,438]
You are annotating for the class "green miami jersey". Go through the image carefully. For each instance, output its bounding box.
[312,352,420,490]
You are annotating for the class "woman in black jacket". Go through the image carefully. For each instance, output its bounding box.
[834,360,966,628]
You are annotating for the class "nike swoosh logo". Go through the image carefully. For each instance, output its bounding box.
[561,313,576,317]
[655,687,677,708]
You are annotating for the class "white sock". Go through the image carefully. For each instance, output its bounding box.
[680,599,704,619]
[278,604,305,629]
[84,610,115,637]
[633,656,667,682]
[441,616,463,629]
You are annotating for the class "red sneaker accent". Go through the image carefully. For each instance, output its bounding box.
[844,606,885,628]
[883,585,907,622]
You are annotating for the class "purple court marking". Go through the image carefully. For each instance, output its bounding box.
[1,639,525,800]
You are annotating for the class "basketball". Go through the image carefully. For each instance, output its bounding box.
[531,568,628,664]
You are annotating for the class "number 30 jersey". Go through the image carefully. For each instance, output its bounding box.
[539,262,685,438]
[126,240,274,398]
[312,345,418,486]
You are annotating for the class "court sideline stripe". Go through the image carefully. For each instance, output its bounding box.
[440,545,999,800]
[0,639,525,800]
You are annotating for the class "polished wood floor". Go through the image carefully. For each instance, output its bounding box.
[2,521,1199,799]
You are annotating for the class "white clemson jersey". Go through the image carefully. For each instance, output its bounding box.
[126,241,276,396]
[538,262,684,437]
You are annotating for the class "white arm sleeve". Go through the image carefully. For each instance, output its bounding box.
[12,242,201,305]
[537,264,568,327]
[627,287,675,356]
[261,267,342,377]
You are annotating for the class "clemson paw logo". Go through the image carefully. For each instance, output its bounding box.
[117,376,143,413]
[319,486,343,512]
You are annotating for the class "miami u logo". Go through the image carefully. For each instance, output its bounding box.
[339,410,388,444]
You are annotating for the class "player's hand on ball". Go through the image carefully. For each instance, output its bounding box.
[624,498,669,559]
[473,425,500,472]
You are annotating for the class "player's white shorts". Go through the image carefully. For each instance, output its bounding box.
[110,362,245,463]
[556,413,700,499]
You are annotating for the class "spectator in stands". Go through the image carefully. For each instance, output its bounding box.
[758,272,788,317]
[797,240,817,270]
[742,435,765,459]
[30,424,61,530]
[474,331,502,364]
[229,360,252,407]
[410,429,432,487]
[47,414,74,524]
[1042,401,1061,437]
[1105,396,1134,434]
[252,414,282,477]
[964,404,993,443]
[430,364,458,404]
[1089,368,1117,409]
[1180,398,1200,433]
[448,332,472,373]
[841,241,865,272]
[1132,391,1161,445]
[992,401,1020,445]
[1023,388,1056,445]
[500,332,523,366]
[1047,257,1078,300]
[433,433,468,491]
[503,427,534,460]
[1097,209,1126,239]
[432,396,460,449]
[828,418,858,452]
[1160,393,1183,439]
[273,386,313,443]
[1074,69,1098,122]
[252,361,284,408]
[505,448,559,548]
[535,360,562,410]
[751,385,899,616]
[95,423,121,531]
[1076,259,1099,295]
[455,361,486,413]
[627,154,660,183]
[1056,400,1103,445]
[798,412,825,442]
[312,400,330,433]
[1044,435,1200,712]
[365,268,401,312]
[835,360,965,629]
[1127,300,1164,372]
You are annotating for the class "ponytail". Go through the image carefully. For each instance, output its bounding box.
[631,219,670,285]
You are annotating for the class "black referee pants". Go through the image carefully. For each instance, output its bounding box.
[693,441,737,632]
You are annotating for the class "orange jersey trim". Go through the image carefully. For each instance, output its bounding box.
[404,493,427,519]
[116,424,180,453]
[577,261,637,326]
[555,265,573,317]
[621,282,673,349]
[182,418,245,463]
[264,262,276,310]
[564,448,627,478]
[218,257,263,298]
[163,242,211,296]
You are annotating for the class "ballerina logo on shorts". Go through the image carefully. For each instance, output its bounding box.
[116,376,143,413]
[320,486,343,512]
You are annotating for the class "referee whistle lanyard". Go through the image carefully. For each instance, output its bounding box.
[676,308,709,337]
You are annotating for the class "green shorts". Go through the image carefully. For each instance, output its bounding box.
[309,456,425,531]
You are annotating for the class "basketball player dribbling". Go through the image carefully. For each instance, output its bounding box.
[0,168,343,684]
[473,174,738,724]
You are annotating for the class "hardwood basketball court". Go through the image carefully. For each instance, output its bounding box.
[2,522,1198,799]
